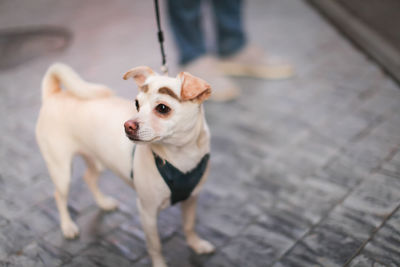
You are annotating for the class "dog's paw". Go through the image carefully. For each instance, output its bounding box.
[188,237,215,254]
[62,221,79,239]
[97,196,119,211]
[152,258,168,267]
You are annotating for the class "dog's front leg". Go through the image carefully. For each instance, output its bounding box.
[181,195,215,254]
[137,199,167,267]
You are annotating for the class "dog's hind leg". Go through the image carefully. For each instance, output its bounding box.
[43,149,79,239]
[82,155,119,211]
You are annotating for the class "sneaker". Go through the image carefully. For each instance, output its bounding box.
[218,45,294,79]
[182,56,241,102]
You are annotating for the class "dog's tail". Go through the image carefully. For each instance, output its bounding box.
[41,63,113,101]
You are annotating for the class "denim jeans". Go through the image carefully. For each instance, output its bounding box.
[167,0,246,65]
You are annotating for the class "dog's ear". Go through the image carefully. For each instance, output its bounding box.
[123,66,155,88]
[178,72,211,102]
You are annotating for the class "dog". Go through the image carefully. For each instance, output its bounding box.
[35,63,215,267]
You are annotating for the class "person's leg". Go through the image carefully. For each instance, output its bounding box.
[211,0,246,57]
[167,0,206,65]
[168,0,241,101]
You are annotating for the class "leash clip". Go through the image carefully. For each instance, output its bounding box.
[161,64,168,76]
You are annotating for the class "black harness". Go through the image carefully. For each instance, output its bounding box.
[130,147,210,205]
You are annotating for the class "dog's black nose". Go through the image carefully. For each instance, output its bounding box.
[124,120,139,135]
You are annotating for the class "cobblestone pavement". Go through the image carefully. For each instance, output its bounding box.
[1,0,400,266]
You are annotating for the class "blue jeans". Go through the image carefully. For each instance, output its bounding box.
[167,0,246,65]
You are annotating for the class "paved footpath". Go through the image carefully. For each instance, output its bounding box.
[1,0,399,266]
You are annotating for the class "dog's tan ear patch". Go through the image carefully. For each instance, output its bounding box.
[123,66,155,88]
[178,72,211,102]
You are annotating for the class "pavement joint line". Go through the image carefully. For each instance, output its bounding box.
[382,144,400,164]
[370,143,400,174]
[350,114,385,143]
[351,98,400,144]
[379,169,400,179]
[343,202,400,267]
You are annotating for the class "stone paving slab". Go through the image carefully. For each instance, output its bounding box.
[349,207,400,267]
[1,0,400,266]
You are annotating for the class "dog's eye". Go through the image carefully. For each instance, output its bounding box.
[135,99,140,111]
[155,104,170,114]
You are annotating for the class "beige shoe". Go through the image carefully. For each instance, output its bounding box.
[218,45,294,79]
[182,56,241,102]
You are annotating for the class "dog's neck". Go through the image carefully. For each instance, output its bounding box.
[149,108,209,173]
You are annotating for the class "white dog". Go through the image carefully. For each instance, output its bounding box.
[35,63,215,267]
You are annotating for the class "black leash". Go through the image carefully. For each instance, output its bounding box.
[154,0,168,75]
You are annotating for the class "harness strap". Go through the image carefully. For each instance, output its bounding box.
[153,152,210,205]
[130,145,136,180]
[129,145,210,205]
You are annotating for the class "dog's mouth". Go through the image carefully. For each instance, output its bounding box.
[125,134,159,143]
[126,134,142,142]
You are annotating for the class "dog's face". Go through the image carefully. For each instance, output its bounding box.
[123,66,211,145]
